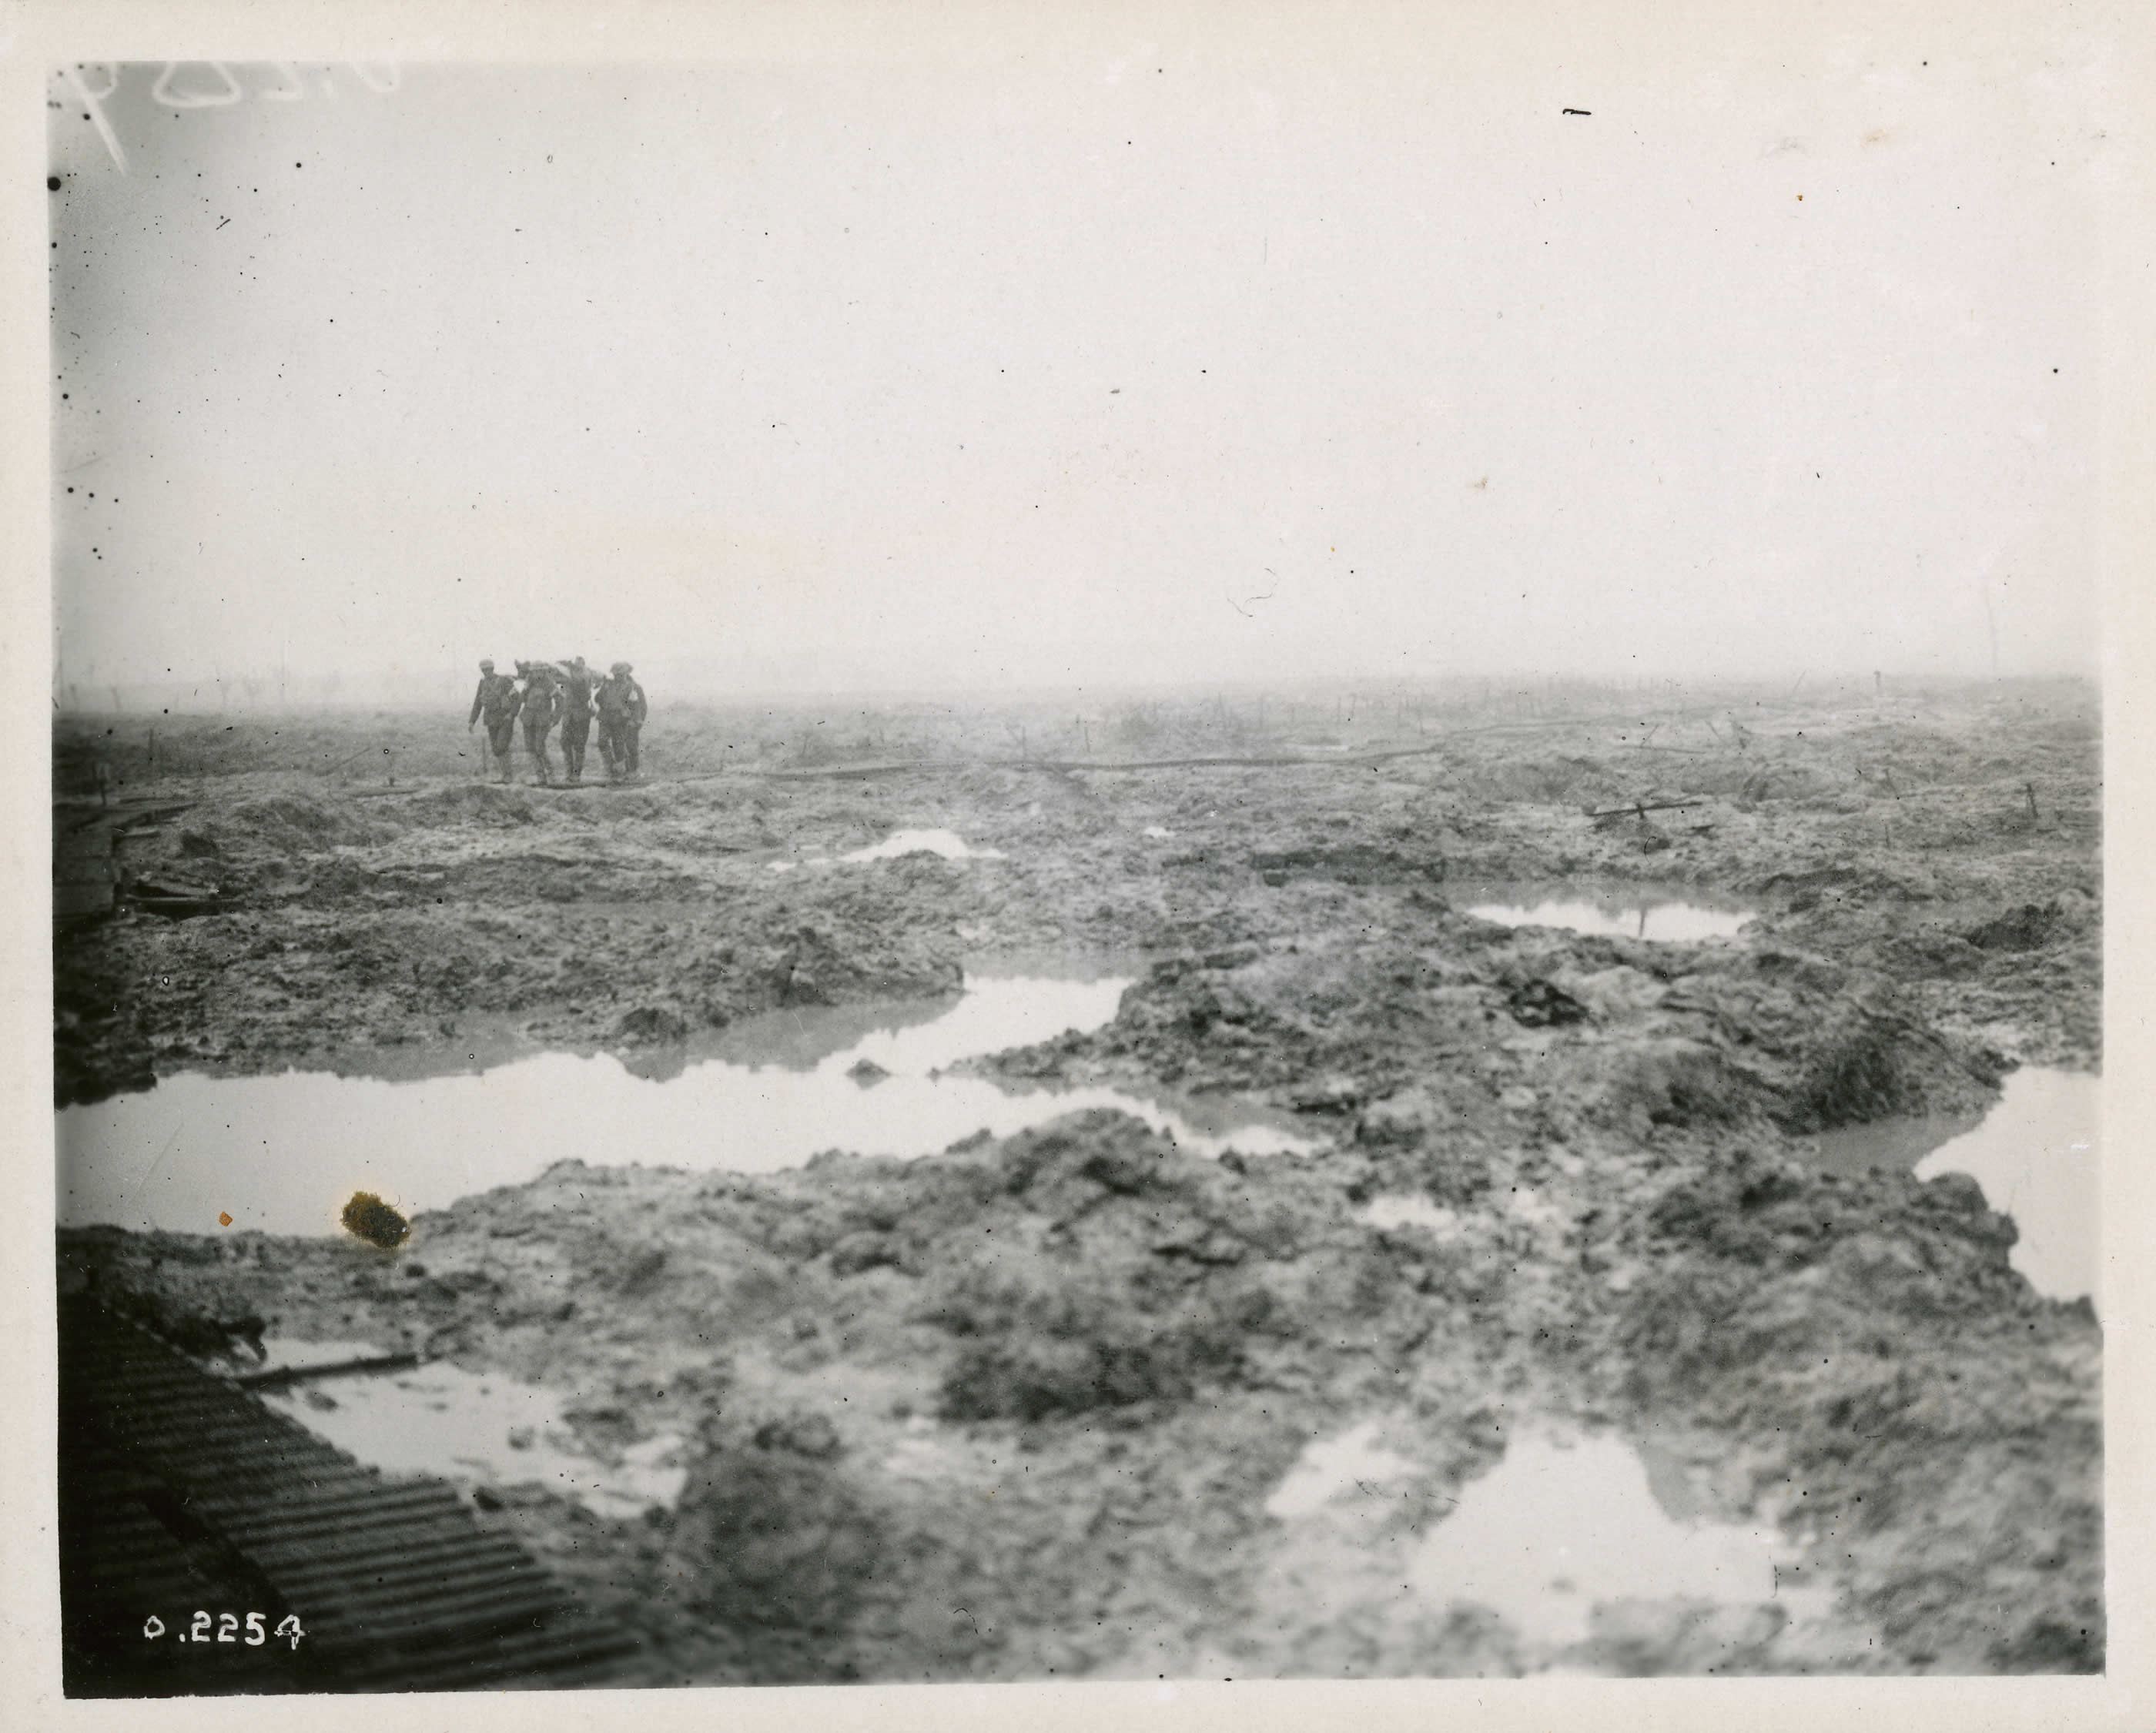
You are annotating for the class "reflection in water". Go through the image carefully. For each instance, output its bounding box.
[699,994,959,1072]
[1803,1067,2098,1304]
[1406,1429,1819,1651]
[258,1352,686,1521]
[1455,881,1755,942]
[59,975,1321,1236]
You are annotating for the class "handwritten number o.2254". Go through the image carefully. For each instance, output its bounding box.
[143,1611,300,1648]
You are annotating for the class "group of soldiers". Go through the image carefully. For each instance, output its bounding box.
[467,657,648,786]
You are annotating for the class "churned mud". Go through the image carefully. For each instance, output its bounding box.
[54,677,2101,1678]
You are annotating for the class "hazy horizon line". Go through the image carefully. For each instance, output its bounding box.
[49,666,2097,721]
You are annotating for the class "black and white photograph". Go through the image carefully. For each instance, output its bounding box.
[30,2,2137,1709]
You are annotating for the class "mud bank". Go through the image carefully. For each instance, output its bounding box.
[53,684,2095,1106]
[53,680,2102,1678]
[60,1100,2097,1679]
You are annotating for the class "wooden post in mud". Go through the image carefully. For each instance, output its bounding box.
[2026,782,2040,824]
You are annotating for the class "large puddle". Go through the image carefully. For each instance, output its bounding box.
[1406,1427,1826,1652]
[1804,1066,2097,1304]
[246,1347,687,1521]
[1264,1418,1829,1663]
[58,974,1321,1236]
[1454,881,1756,942]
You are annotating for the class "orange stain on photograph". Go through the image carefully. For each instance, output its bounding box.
[219,1211,233,1226]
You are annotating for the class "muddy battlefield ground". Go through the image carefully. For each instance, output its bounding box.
[52,676,2101,1680]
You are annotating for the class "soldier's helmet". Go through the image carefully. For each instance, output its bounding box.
[479,659,494,672]
[611,661,631,676]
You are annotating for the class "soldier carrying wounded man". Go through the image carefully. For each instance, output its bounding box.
[595,661,648,784]
[515,661,561,785]
[555,657,598,785]
[467,655,644,785]
[467,658,522,784]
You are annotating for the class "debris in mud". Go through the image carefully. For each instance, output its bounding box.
[1287,1074,1364,1113]
[615,1005,691,1044]
[126,875,238,918]
[1247,843,1445,886]
[340,1190,410,1249]
[754,1411,844,1460]
[1508,979,1589,1026]
[846,1057,891,1086]
[1964,899,2066,952]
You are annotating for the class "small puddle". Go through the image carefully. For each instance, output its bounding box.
[251,1347,685,1521]
[839,828,1004,863]
[1358,1196,1462,1239]
[1406,1427,1820,1653]
[772,829,1006,871]
[1806,1067,2098,1304]
[1455,881,1755,942]
[59,973,1321,1236]
[881,1414,975,1485]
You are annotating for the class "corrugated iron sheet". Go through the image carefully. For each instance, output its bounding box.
[60,1298,643,1695]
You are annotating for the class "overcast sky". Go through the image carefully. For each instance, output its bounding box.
[48,32,2104,698]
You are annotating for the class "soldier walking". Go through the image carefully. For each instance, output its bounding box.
[518,662,561,785]
[556,657,598,785]
[467,658,522,784]
[595,661,648,783]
